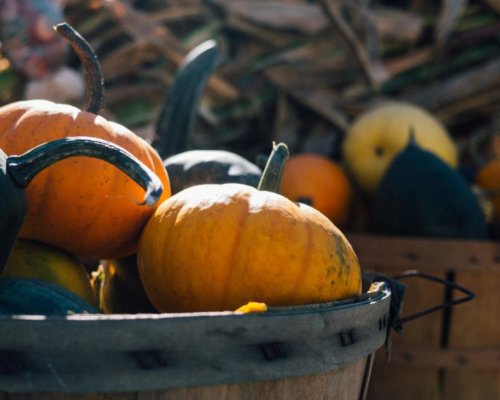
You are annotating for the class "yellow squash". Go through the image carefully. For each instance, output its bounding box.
[342,101,458,194]
[2,239,96,306]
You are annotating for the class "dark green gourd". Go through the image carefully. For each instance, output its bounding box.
[0,149,27,272]
[0,136,163,272]
[96,255,157,314]
[0,278,98,315]
[370,135,488,239]
[153,40,261,194]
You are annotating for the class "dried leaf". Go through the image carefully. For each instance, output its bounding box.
[435,0,469,46]
[101,0,241,102]
[406,57,500,111]
[266,65,349,131]
[485,0,500,14]
[225,15,299,48]
[210,0,329,34]
[372,7,424,43]
[319,0,389,88]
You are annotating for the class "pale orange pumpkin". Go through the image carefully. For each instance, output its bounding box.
[138,143,362,312]
[0,23,171,259]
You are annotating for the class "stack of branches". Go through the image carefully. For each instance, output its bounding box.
[60,0,500,162]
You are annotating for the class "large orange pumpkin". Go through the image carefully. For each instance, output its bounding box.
[280,154,353,227]
[138,143,361,312]
[0,23,171,259]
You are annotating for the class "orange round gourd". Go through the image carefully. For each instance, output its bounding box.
[138,143,361,312]
[476,159,500,221]
[280,154,353,227]
[0,24,171,259]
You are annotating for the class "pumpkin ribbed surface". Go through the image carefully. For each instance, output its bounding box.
[0,100,171,259]
[138,183,361,313]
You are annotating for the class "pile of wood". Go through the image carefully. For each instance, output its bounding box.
[15,1,500,162]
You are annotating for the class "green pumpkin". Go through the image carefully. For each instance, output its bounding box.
[153,40,261,194]
[163,149,262,194]
[0,278,98,315]
[0,148,27,272]
[370,135,488,239]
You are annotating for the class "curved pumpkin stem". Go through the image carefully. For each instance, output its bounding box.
[7,137,163,207]
[153,40,219,159]
[257,142,289,193]
[54,22,104,115]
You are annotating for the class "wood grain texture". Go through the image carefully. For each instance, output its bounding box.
[140,357,367,400]
[365,266,444,400]
[4,358,368,400]
[443,269,500,400]
[347,234,500,400]
[348,234,447,400]
[347,233,500,273]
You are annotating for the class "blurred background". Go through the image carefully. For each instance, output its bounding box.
[1,1,498,155]
[1,0,500,233]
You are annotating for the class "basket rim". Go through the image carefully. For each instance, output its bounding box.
[0,280,390,322]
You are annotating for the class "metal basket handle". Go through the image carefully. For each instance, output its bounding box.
[390,269,475,329]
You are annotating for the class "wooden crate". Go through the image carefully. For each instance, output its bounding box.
[347,233,500,400]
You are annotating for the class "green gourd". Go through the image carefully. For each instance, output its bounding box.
[153,40,261,194]
[3,239,97,307]
[0,136,162,272]
[370,134,488,239]
[94,255,156,314]
[0,278,98,315]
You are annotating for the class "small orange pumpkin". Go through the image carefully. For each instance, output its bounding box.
[138,143,362,313]
[280,154,353,227]
[0,23,170,259]
[475,158,500,224]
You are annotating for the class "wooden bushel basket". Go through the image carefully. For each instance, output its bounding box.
[0,281,392,400]
[348,233,496,400]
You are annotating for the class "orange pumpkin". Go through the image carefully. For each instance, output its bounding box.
[138,143,362,312]
[475,158,500,223]
[280,154,353,227]
[0,23,171,259]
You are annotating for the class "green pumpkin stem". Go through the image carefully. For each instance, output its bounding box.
[153,40,219,159]
[7,137,163,206]
[257,142,289,193]
[54,22,104,115]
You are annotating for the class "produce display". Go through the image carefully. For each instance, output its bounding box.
[138,143,361,312]
[0,23,364,316]
[0,24,170,260]
[342,101,458,194]
[0,7,496,319]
